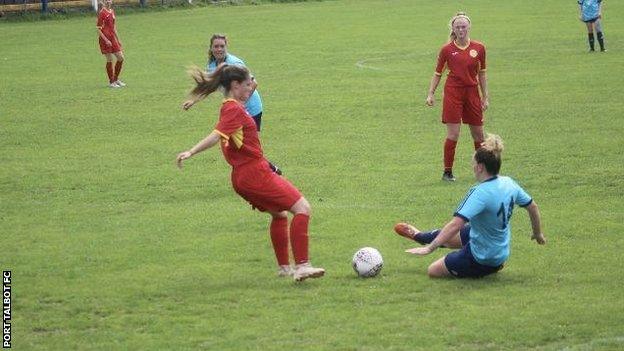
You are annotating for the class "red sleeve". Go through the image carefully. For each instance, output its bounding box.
[479,44,486,71]
[215,102,243,139]
[435,46,447,75]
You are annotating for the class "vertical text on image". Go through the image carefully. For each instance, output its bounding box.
[3,271,11,349]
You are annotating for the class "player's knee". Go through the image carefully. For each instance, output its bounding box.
[427,263,446,278]
[292,197,311,216]
[447,131,460,140]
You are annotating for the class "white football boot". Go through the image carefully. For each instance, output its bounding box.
[293,263,325,282]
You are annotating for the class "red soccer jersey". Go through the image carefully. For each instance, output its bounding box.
[97,8,117,40]
[214,99,264,168]
[435,40,486,87]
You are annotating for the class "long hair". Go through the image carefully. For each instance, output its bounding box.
[475,134,504,175]
[208,33,228,64]
[187,64,250,101]
[448,12,471,41]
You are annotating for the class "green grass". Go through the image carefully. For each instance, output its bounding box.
[1,0,624,350]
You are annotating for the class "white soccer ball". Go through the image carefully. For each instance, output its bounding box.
[352,247,383,278]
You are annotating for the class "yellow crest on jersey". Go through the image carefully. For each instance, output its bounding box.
[469,49,478,58]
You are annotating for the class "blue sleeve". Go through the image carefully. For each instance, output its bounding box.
[226,55,246,67]
[454,187,486,222]
[513,180,532,207]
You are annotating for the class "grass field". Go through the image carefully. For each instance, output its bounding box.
[2,0,624,349]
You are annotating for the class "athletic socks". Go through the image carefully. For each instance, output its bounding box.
[106,62,114,83]
[113,60,123,82]
[290,214,310,265]
[414,230,441,245]
[474,140,483,151]
[597,31,605,51]
[270,217,290,266]
[444,138,458,172]
[588,33,595,51]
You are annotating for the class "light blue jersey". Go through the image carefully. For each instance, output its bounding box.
[207,53,263,117]
[454,176,533,266]
[578,0,602,22]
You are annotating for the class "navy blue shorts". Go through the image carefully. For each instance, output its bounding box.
[251,112,262,131]
[444,225,504,278]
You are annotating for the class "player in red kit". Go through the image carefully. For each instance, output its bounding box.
[426,12,489,182]
[97,0,126,88]
[176,64,325,282]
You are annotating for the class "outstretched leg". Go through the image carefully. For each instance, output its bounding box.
[394,222,466,249]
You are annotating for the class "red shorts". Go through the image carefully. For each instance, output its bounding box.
[99,37,122,54]
[231,160,302,213]
[442,85,483,126]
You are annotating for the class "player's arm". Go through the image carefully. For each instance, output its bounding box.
[478,69,489,111]
[426,73,442,107]
[525,201,546,244]
[113,26,122,45]
[96,25,112,46]
[406,216,466,255]
[427,49,446,107]
[578,1,583,20]
[176,131,221,168]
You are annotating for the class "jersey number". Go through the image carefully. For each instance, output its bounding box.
[496,199,514,229]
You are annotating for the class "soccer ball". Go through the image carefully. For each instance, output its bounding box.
[352,247,383,278]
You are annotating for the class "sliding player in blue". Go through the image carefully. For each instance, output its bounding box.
[394,134,546,278]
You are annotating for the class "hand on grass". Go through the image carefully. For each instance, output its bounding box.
[405,245,434,256]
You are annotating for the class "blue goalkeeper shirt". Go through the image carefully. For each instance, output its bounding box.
[454,176,533,266]
[578,0,602,22]
[207,53,263,117]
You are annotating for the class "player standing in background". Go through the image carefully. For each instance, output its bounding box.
[204,34,281,175]
[394,134,546,278]
[426,12,489,182]
[97,0,126,88]
[176,64,325,282]
[578,0,606,52]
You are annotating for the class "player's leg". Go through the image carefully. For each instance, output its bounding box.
[586,21,595,51]
[427,256,451,278]
[289,197,324,281]
[267,210,292,277]
[468,124,484,150]
[103,53,116,87]
[394,223,464,249]
[441,85,464,181]
[443,123,460,181]
[112,51,125,86]
[595,19,606,51]
[437,243,503,279]
[464,86,485,152]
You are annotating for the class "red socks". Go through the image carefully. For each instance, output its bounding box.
[443,138,457,172]
[289,214,310,265]
[270,217,289,266]
[113,60,123,82]
[106,62,114,83]
[474,140,483,151]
